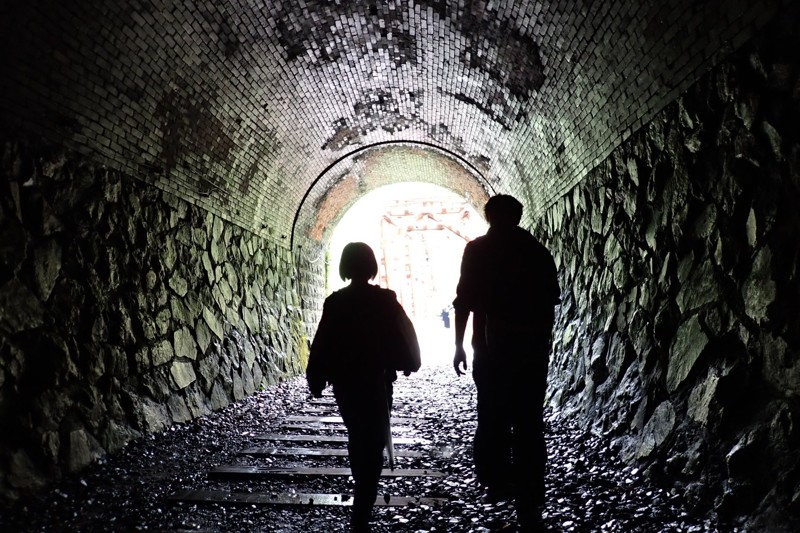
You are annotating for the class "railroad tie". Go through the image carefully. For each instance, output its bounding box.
[208,465,444,478]
[169,384,446,510]
[169,489,446,507]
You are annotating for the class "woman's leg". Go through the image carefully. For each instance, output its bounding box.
[334,380,389,531]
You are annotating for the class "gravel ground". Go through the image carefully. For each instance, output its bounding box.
[1,330,721,532]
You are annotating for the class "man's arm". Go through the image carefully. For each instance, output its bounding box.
[453,305,469,376]
[453,240,479,376]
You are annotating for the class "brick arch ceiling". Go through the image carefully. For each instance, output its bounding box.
[0,0,780,247]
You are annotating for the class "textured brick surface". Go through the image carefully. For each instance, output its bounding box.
[0,0,785,245]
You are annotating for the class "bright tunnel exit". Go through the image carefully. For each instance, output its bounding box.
[328,183,487,365]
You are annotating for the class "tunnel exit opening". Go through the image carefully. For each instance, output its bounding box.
[327,182,487,364]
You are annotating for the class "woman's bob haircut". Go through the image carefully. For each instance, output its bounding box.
[339,242,379,281]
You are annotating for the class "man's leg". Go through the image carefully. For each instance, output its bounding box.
[473,353,514,497]
[511,349,549,527]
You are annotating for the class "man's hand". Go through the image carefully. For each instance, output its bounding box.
[453,346,468,376]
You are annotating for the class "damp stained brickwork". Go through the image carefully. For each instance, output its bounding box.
[0,0,786,245]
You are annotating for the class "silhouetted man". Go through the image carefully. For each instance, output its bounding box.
[453,194,560,530]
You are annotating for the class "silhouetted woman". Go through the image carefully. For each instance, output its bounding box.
[306,242,420,532]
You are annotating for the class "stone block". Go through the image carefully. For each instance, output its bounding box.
[138,398,170,433]
[202,252,214,285]
[677,260,720,314]
[99,421,140,454]
[232,369,245,401]
[163,236,177,270]
[135,347,151,370]
[252,362,264,390]
[67,428,103,473]
[726,432,760,479]
[191,228,206,246]
[184,385,210,418]
[155,308,171,335]
[145,270,157,290]
[692,204,716,240]
[167,394,192,423]
[170,361,197,389]
[173,327,198,360]
[760,333,799,394]
[667,316,708,393]
[218,278,233,303]
[743,246,775,323]
[197,355,220,393]
[169,273,188,297]
[210,381,228,410]
[224,262,239,292]
[745,208,757,247]
[0,279,45,332]
[636,401,676,459]
[33,239,62,301]
[202,306,225,340]
[196,319,213,354]
[151,339,174,366]
[242,362,255,395]
[141,368,172,401]
[688,372,719,425]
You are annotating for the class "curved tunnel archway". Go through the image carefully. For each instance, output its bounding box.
[291,141,494,250]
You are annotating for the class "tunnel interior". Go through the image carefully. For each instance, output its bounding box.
[1,0,799,529]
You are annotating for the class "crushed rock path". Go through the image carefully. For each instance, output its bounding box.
[1,329,717,532]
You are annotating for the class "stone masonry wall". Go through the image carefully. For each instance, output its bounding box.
[531,14,799,530]
[0,136,314,505]
[294,241,327,342]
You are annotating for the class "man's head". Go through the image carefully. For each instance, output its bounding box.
[339,242,379,282]
[484,194,523,228]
